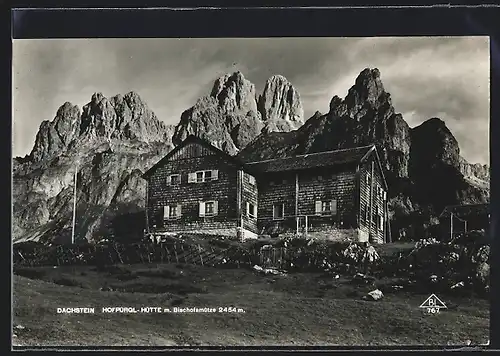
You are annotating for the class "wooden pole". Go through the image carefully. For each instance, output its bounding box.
[71,162,78,245]
[145,180,150,234]
[386,196,392,243]
[236,170,242,234]
[369,161,374,241]
[450,212,453,241]
[295,173,299,235]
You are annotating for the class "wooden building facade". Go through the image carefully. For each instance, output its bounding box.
[246,145,389,243]
[142,135,390,243]
[142,136,259,240]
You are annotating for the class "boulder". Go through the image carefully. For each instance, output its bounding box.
[365,289,384,301]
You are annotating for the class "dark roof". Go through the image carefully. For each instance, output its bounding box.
[439,203,489,219]
[245,145,375,173]
[142,135,252,179]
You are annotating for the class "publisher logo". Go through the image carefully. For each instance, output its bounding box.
[419,294,447,314]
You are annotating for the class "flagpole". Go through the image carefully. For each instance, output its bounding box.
[71,162,78,245]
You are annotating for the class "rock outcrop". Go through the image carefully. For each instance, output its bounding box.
[459,156,490,189]
[172,71,303,155]
[13,92,175,244]
[172,72,263,155]
[79,91,174,145]
[30,102,82,162]
[258,75,304,132]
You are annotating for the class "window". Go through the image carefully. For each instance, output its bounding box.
[189,170,219,183]
[372,206,378,223]
[379,214,384,231]
[248,175,256,186]
[163,204,182,220]
[168,174,180,185]
[199,201,218,217]
[315,199,338,215]
[246,202,257,218]
[273,203,285,220]
[205,201,215,215]
[318,175,323,181]
[269,181,275,186]
[360,204,366,223]
[282,179,288,184]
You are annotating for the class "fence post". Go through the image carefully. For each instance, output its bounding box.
[198,245,204,266]
[181,244,187,264]
[113,243,124,264]
[174,243,179,264]
[166,245,171,264]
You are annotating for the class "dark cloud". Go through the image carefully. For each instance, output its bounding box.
[12,37,489,164]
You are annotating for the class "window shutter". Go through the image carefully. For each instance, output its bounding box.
[331,199,338,215]
[315,201,322,215]
[255,203,258,218]
[246,202,250,216]
[214,201,219,215]
[177,204,182,217]
[379,215,384,230]
[163,206,168,219]
[212,170,219,180]
[199,202,205,217]
[188,173,196,183]
[166,175,171,185]
[383,191,387,200]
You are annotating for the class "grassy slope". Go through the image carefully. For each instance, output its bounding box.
[12,263,489,347]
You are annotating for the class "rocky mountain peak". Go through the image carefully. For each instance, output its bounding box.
[258,74,304,131]
[173,71,304,155]
[25,90,175,166]
[78,91,174,145]
[29,101,82,162]
[340,67,392,120]
[353,67,383,97]
[91,92,105,105]
[210,71,259,114]
[410,117,460,168]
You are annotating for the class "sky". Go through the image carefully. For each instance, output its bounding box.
[12,37,490,165]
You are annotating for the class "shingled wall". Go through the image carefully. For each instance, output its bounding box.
[146,143,239,234]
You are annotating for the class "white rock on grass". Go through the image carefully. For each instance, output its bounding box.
[365,289,384,301]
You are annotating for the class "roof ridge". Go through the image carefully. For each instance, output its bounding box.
[246,144,375,165]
